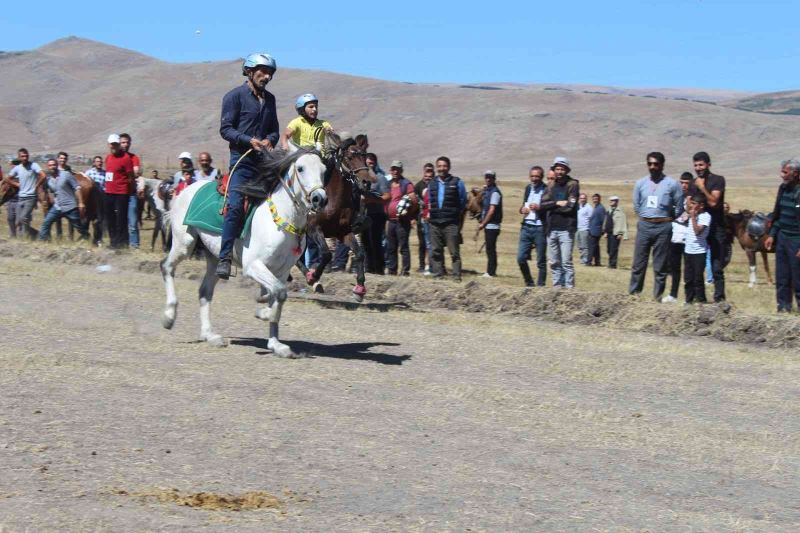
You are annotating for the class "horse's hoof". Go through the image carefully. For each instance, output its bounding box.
[313,282,325,294]
[305,269,317,285]
[353,284,367,296]
[162,314,175,330]
[206,334,228,348]
[255,307,270,321]
[351,292,364,303]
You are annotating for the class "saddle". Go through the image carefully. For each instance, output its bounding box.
[746,212,770,240]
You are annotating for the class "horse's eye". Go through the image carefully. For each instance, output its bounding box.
[297,166,304,173]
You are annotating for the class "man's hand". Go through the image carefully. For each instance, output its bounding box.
[521,206,531,215]
[529,202,539,210]
[764,236,774,251]
[250,138,273,152]
[617,234,623,240]
[555,200,567,207]
[695,177,706,191]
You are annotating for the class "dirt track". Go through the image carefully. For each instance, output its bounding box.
[1,243,800,532]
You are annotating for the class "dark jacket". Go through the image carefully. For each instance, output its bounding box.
[481,184,503,225]
[588,203,606,237]
[220,83,280,155]
[769,181,800,240]
[539,176,580,233]
[428,175,464,225]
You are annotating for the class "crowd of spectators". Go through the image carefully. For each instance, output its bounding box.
[2,140,799,313]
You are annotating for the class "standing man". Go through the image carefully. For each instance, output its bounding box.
[664,173,694,302]
[576,193,592,265]
[84,155,107,246]
[587,193,606,266]
[540,159,580,288]
[517,165,547,287]
[692,151,727,302]
[37,158,88,240]
[172,153,197,185]
[119,133,142,249]
[196,152,220,182]
[427,156,467,281]
[604,195,628,269]
[361,153,390,274]
[629,152,683,300]
[477,170,503,278]
[2,161,20,238]
[104,134,135,249]
[217,52,280,279]
[414,162,434,273]
[764,159,800,313]
[384,161,417,276]
[8,148,46,239]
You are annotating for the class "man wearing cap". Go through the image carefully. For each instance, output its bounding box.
[477,170,503,277]
[7,148,46,239]
[629,152,683,300]
[384,161,417,275]
[539,157,580,288]
[517,166,548,287]
[217,52,280,279]
[605,195,628,268]
[427,156,467,281]
[173,153,198,185]
[103,134,135,248]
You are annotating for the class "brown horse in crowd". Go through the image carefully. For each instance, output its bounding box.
[293,132,372,300]
[466,187,484,220]
[726,210,773,287]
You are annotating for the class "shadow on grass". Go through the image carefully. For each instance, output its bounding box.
[230,338,412,365]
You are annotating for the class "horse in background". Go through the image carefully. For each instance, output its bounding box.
[726,210,773,287]
[293,131,372,301]
[160,144,328,357]
[466,187,484,220]
[143,178,173,251]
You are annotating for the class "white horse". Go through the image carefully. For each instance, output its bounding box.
[160,144,328,357]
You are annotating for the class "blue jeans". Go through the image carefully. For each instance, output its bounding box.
[220,154,259,262]
[775,235,800,311]
[547,229,575,288]
[517,223,547,286]
[38,207,87,240]
[127,194,139,248]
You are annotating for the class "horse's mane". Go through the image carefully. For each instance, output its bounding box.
[235,147,319,199]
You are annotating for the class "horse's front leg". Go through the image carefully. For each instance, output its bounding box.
[762,250,773,285]
[246,260,300,358]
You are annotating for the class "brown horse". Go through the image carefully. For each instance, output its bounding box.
[466,187,484,220]
[294,132,372,300]
[726,210,773,287]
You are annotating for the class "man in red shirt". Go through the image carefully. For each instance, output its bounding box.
[104,134,135,248]
[119,133,142,248]
[384,160,418,275]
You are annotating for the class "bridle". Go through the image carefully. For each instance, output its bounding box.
[277,149,326,215]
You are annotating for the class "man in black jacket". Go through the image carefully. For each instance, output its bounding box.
[539,157,580,288]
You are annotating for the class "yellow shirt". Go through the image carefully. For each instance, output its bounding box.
[287,116,332,147]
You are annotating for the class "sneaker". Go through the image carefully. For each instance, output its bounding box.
[481,272,494,278]
[216,259,231,280]
[661,295,678,303]
[423,270,432,276]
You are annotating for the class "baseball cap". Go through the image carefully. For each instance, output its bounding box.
[107,134,121,144]
[484,169,496,177]
[610,195,620,201]
[390,160,403,169]
[552,156,571,170]
[178,151,193,160]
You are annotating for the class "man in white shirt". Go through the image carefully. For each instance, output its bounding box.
[516,166,548,287]
[196,152,220,182]
[576,193,593,265]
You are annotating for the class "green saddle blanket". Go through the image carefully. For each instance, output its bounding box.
[183,181,258,237]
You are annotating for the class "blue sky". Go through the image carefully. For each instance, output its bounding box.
[2,0,798,92]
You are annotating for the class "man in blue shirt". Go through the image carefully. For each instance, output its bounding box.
[427,156,467,281]
[629,152,683,300]
[217,52,280,279]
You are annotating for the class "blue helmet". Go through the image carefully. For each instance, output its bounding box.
[242,53,277,76]
[295,93,318,114]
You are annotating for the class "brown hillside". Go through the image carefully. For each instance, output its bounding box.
[1,36,799,181]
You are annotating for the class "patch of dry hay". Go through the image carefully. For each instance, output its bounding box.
[112,488,282,511]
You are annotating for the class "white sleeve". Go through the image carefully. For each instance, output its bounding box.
[490,191,501,205]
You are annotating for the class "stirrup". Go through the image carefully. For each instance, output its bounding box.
[216,259,232,280]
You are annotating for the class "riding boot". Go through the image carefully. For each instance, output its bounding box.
[216,259,231,280]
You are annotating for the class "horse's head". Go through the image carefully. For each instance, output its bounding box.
[466,187,484,219]
[286,142,328,212]
[325,131,371,183]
